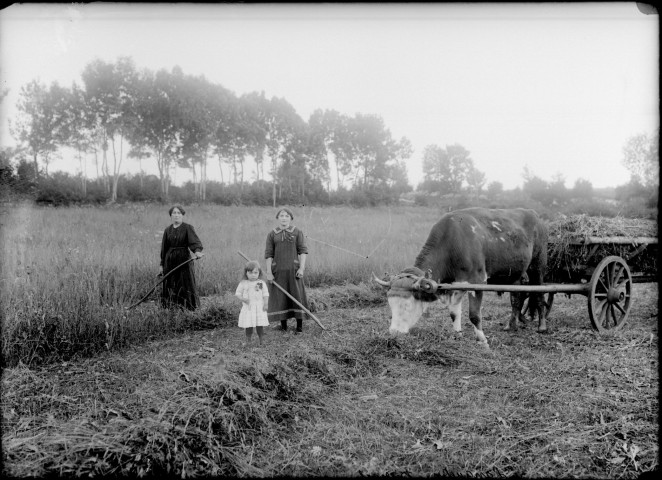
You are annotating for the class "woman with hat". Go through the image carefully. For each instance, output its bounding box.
[264,207,309,333]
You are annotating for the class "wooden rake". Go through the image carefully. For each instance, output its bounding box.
[126,256,201,310]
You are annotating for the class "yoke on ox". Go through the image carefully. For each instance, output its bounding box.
[374,208,548,347]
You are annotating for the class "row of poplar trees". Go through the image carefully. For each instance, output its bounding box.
[9,56,413,204]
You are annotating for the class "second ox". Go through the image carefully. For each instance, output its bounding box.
[374,207,548,347]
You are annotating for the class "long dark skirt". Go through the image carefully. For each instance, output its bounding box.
[161,249,198,310]
[267,268,308,322]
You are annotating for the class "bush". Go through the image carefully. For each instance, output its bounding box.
[414,193,429,207]
[36,185,83,206]
[562,198,619,217]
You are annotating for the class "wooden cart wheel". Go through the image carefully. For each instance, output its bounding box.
[587,256,632,333]
[519,293,555,322]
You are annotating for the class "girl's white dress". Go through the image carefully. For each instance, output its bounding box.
[236,279,270,328]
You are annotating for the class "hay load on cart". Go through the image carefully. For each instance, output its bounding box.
[546,214,658,284]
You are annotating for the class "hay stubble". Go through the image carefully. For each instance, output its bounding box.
[3,283,657,477]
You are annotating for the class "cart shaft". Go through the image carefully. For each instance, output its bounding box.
[558,236,658,245]
[632,274,657,284]
[435,283,589,295]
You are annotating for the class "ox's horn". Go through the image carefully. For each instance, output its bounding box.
[372,272,391,287]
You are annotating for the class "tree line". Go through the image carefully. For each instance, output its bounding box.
[0,56,657,209]
[2,56,414,206]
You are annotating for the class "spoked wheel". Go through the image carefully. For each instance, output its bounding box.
[519,292,555,322]
[588,256,632,333]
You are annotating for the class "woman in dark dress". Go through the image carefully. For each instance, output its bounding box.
[265,208,309,333]
[160,205,204,310]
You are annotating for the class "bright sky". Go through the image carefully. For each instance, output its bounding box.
[0,3,658,190]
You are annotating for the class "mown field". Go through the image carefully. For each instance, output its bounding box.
[1,203,659,477]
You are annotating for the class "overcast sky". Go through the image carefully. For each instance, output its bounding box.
[0,3,658,189]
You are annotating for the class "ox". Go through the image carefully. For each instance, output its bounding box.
[374,207,548,347]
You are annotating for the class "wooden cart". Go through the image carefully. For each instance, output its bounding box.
[413,235,658,333]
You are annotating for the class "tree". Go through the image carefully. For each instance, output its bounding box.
[10,80,68,183]
[13,154,38,193]
[421,143,474,194]
[389,159,412,195]
[548,173,568,205]
[81,57,139,202]
[264,96,306,206]
[486,181,503,199]
[522,165,551,205]
[175,73,227,201]
[129,69,179,201]
[212,93,239,185]
[421,144,443,191]
[386,138,413,194]
[60,82,95,196]
[571,178,593,199]
[348,114,385,188]
[307,109,337,191]
[622,130,659,188]
[296,125,329,199]
[276,129,308,201]
[343,114,411,192]
[310,109,355,189]
[466,164,486,194]
[0,145,19,196]
[209,87,248,190]
[237,92,269,183]
[128,67,183,201]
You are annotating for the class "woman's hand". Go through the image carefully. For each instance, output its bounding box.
[296,268,305,279]
[262,303,268,312]
[195,251,204,259]
[241,296,249,304]
[266,271,274,283]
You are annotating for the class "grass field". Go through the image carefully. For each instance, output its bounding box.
[1,203,658,477]
[0,203,439,366]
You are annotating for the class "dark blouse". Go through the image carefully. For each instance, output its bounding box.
[265,226,308,261]
[160,223,203,268]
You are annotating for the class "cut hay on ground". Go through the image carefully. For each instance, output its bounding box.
[307,283,386,312]
[2,281,658,478]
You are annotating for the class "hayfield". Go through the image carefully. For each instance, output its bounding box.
[1,203,659,477]
[0,203,437,366]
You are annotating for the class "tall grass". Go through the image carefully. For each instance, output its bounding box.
[1,203,442,366]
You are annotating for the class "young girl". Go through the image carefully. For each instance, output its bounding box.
[235,260,270,347]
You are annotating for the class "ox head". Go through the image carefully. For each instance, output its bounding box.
[373,267,438,334]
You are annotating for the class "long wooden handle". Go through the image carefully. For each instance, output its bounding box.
[126,256,199,310]
[237,250,326,330]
